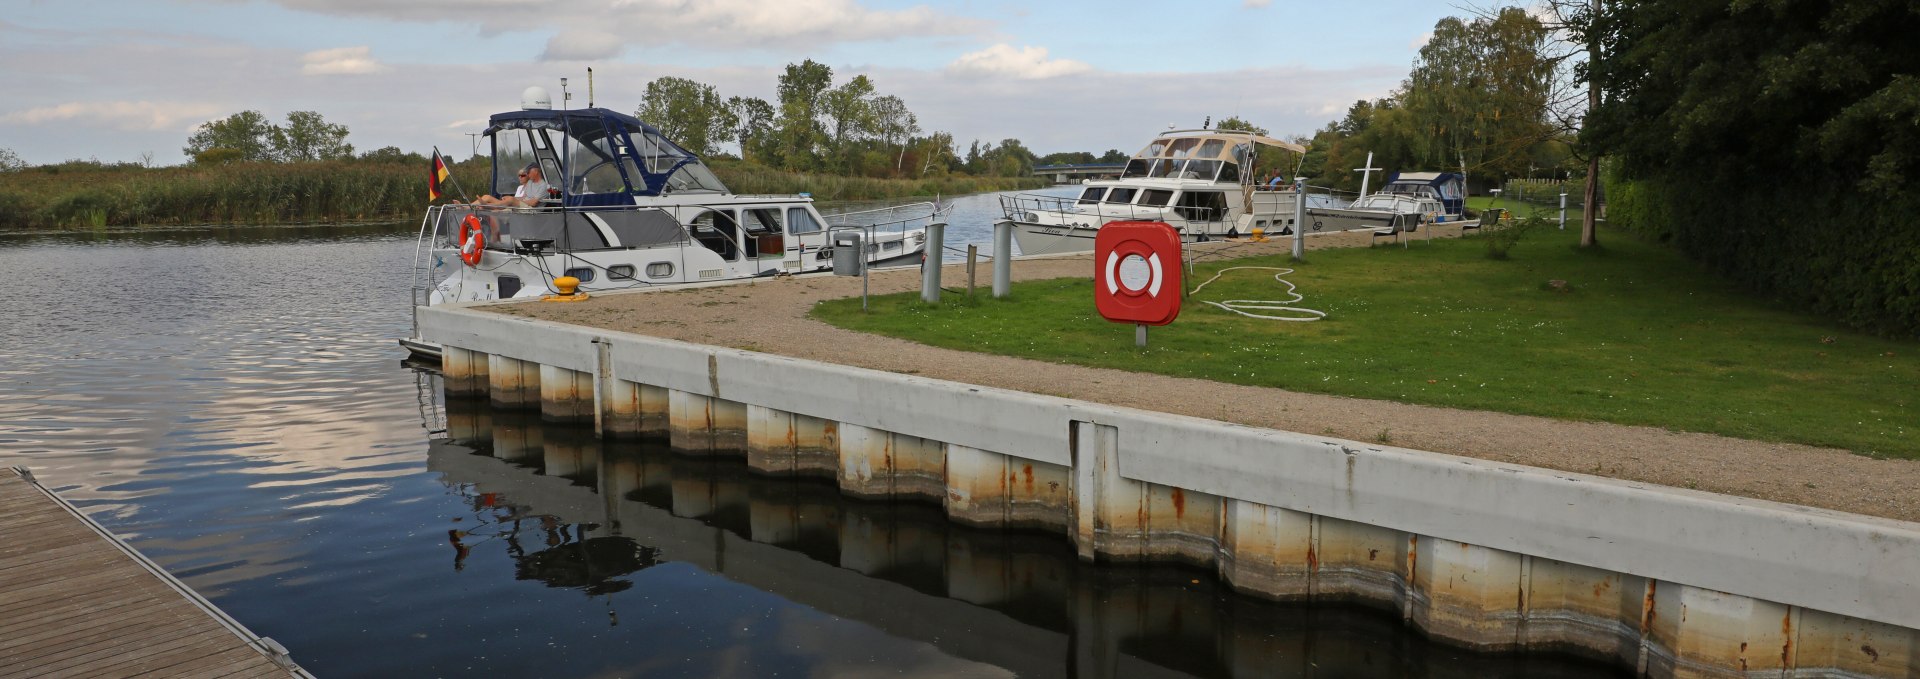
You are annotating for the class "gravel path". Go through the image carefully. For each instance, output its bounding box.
[495,226,1920,523]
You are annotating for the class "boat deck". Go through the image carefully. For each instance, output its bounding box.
[0,467,307,678]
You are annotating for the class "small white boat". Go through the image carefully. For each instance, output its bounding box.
[1304,171,1473,234]
[401,89,941,359]
[997,129,1323,255]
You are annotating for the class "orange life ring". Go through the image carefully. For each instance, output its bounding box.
[458,215,487,266]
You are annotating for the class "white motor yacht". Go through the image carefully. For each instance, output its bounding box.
[997,129,1326,255]
[402,89,939,359]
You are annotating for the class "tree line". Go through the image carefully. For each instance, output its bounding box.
[1269,8,1568,195]
[1583,0,1920,336]
[632,60,1038,179]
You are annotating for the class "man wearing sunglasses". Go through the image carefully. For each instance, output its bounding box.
[469,163,549,207]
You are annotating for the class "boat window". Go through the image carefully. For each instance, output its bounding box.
[1138,139,1170,158]
[1121,159,1153,179]
[743,208,785,259]
[1217,161,1239,184]
[689,209,741,260]
[646,262,674,279]
[1077,187,1107,205]
[1105,188,1137,204]
[1150,159,1184,178]
[1183,159,1222,181]
[1173,191,1229,222]
[1167,138,1200,158]
[1139,189,1173,207]
[787,208,824,234]
[1198,139,1226,159]
[497,275,522,299]
[608,265,636,280]
[564,267,596,283]
[664,162,728,194]
[491,130,539,196]
[559,119,631,195]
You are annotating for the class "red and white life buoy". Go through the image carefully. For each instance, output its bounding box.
[458,214,487,266]
[1093,221,1183,326]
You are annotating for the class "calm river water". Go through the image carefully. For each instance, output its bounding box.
[0,189,1618,678]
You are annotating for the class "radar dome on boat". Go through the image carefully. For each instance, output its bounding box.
[521,86,552,110]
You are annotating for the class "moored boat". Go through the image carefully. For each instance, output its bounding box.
[401,88,942,359]
[996,128,1322,256]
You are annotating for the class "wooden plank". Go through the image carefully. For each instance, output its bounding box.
[8,607,216,672]
[28,617,223,678]
[53,632,234,679]
[0,472,300,678]
[141,646,278,679]
[0,596,177,653]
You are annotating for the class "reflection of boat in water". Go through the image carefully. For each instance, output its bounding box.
[412,377,1616,679]
[998,128,1326,256]
[402,88,945,359]
[1303,171,1474,235]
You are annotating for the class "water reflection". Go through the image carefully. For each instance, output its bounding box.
[437,395,1620,679]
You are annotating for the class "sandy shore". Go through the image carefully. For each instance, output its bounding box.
[492,226,1920,523]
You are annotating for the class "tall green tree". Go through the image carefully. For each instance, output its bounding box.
[723,96,776,162]
[1586,0,1920,334]
[770,60,834,169]
[636,76,732,156]
[185,110,274,162]
[269,110,353,162]
[821,75,876,170]
[868,94,918,173]
[1401,9,1553,184]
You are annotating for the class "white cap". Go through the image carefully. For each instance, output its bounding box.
[521,86,553,110]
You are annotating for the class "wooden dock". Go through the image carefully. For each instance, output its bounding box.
[0,467,308,678]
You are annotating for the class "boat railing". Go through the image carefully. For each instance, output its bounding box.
[821,200,952,235]
[998,193,1180,226]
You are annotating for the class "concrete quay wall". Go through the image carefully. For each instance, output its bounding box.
[423,304,1920,677]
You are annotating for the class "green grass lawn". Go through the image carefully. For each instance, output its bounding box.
[812,224,1918,458]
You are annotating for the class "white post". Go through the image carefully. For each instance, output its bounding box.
[992,220,1013,298]
[1559,192,1569,230]
[921,222,944,303]
[1354,152,1381,199]
[1291,177,1306,261]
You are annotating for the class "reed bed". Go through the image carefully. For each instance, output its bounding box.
[0,160,1045,230]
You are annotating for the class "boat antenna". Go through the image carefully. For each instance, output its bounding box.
[560,77,571,110]
[587,67,594,108]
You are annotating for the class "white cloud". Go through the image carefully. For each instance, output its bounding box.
[301,46,387,75]
[540,29,624,62]
[1410,31,1432,50]
[0,100,223,131]
[946,44,1090,80]
[264,0,988,50]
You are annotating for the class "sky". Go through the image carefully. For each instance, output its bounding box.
[0,0,1499,166]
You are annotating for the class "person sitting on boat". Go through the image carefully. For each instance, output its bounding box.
[470,164,549,208]
[1266,172,1286,190]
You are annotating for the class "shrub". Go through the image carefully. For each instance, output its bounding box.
[1480,214,1542,260]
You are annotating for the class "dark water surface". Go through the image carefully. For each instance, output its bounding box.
[0,194,1620,677]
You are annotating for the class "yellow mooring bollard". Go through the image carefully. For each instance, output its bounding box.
[542,275,591,302]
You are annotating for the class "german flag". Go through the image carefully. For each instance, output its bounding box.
[429,151,451,200]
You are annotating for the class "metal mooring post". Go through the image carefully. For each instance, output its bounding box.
[922,222,945,303]
[966,244,978,298]
[1291,177,1307,261]
[1136,323,1147,348]
[1559,192,1569,230]
[992,220,1013,298]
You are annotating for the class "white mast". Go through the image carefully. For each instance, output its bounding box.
[1354,152,1381,199]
